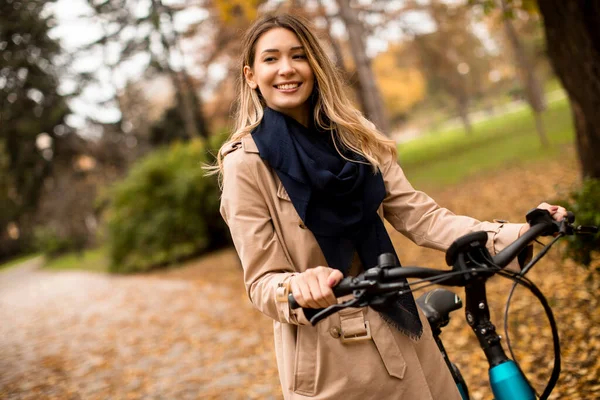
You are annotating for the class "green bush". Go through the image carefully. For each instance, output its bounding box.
[556,178,600,270]
[106,138,229,273]
[34,225,82,258]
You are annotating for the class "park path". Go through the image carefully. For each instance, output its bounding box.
[0,250,281,400]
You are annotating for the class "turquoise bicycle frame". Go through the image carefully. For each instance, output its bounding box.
[489,360,535,400]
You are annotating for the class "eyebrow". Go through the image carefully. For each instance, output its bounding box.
[261,46,304,54]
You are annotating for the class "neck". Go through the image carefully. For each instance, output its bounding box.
[292,110,310,127]
[268,106,311,128]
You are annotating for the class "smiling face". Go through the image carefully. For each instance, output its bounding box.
[243,27,315,126]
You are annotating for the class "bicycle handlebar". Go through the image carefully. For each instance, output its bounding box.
[288,209,593,311]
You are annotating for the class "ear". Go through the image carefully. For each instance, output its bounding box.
[243,66,258,89]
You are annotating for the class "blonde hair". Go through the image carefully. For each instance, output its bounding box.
[208,13,396,177]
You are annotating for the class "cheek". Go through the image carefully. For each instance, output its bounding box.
[305,69,315,89]
[257,73,276,92]
[306,75,315,94]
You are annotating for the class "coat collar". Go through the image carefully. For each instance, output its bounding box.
[242,135,259,153]
[220,135,259,157]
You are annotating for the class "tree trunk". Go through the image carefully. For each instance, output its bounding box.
[533,110,548,148]
[181,70,209,138]
[336,0,390,134]
[457,99,472,136]
[500,0,549,147]
[170,72,204,139]
[537,0,600,179]
[153,0,206,139]
[317,0,347,75]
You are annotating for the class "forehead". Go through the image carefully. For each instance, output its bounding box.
[255,27,303,52]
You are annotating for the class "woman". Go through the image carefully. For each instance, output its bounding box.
[214,13,566,399]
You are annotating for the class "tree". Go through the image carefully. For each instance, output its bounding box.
[0,0,75,260]
[81,0,209,141]
[372,45,427,124]
[335,0,390,134]
[536,1,600,179]
[470,0,600,178]
[412,1,493,135]
[498,0,549,147]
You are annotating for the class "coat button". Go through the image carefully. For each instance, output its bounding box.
[298,220,307,229]
[329,326,341,338]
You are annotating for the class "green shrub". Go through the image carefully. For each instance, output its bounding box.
[556,178,600,270]
[34,225,81,258]
[106,138,229,273]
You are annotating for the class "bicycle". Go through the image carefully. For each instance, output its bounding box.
[288,208,598,400]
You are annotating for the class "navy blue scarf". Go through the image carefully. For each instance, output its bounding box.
[252,108,422,338]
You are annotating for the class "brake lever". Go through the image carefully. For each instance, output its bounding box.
[558,218,573,236]
[574,225,599,235]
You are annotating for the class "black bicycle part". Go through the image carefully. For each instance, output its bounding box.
[416,289,462,332]
[417,289,469,399]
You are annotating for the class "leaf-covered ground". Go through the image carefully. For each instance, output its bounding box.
[1,148,598,399]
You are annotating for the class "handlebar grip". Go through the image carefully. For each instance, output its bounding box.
[288,276,355,310]
[566,211,575,223]
[289,293,301,309]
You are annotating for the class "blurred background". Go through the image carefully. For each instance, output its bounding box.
[1,0,599,399]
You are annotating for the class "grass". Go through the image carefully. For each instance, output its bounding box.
[398,97,574,188]
[44,247,109,273]
[0,252,41,271]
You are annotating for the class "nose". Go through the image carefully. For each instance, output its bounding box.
[278,57,295,76]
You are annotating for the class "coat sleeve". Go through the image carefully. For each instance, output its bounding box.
[380,153,527,269]
[220,151,309,325]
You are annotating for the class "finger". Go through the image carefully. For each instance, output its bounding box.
[537,202,558,213]
[309,276,331,308]
[317,273,337,306]
[290,277,306,308]
[327,269,344,287]
[302,273,325,309]
[553,206,568,221]
[293,277,318,308]
[537,202,551,209]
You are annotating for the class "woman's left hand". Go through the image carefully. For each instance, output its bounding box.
[518,202,569,237]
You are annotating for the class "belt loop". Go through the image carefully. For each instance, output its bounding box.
[339,310,372,343]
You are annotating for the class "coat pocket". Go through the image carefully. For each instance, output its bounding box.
[293,324,318,396]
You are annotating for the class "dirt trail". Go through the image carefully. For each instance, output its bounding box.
[0,251,279,400]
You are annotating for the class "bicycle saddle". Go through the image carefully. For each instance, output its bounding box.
[416,289,463,330]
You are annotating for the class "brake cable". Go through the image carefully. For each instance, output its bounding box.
[499,234,565,400]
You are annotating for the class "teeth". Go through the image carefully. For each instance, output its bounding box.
[277,83,299,90]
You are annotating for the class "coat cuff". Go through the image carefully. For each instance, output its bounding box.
[275,274,311,325]
[489,222,532,272]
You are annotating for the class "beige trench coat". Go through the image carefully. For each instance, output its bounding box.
[219,135,525,400]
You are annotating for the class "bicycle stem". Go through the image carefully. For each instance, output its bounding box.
[463,277,508,367]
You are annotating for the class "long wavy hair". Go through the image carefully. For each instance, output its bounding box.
[208,13,396,177]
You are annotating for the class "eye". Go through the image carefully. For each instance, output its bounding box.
[263,56,276,62]
[293,54,307,60]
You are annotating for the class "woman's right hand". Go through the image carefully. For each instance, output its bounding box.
[289,266,344,309]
